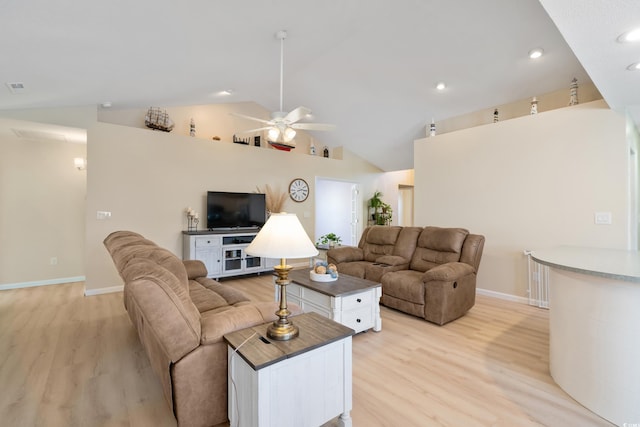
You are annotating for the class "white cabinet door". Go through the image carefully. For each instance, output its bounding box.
[195,236,222,276]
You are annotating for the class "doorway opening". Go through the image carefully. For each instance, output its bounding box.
[314,178,360,246]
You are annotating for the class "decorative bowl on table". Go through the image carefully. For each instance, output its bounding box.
[310,262,339,282]
[310,270,338,282]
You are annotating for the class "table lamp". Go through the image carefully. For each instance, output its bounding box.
[245,212,318,340]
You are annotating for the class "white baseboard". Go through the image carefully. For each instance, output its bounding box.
[84,285,124,296]
[476,287,530,305]
[0,276,85,291]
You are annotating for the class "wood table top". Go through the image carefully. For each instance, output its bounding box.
[223,312,354,371]
[288,269,381,298]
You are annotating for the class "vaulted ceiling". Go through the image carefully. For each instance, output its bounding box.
[1,1,638,171]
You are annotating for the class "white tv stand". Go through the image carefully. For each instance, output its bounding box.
[182,230,278,279]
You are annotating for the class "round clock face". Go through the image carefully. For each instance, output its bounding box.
[289,178,309,202]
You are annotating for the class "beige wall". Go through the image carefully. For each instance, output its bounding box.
[414,100,629,299]
[0,119,86,286]
[85,121,411,292]
[1,105,414,293]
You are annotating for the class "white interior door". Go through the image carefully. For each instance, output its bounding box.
[315,178,360,246]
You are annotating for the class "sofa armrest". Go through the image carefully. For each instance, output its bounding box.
[422,262,475,282]
[183,260,208,279]
[199,302,303,345]
[327,246,364,264]
[375,255,409,267]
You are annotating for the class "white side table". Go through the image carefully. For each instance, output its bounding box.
[225,312,354,427]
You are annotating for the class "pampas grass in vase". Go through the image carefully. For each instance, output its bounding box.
[256,184,287,215]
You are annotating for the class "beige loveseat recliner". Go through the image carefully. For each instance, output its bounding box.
[103,231,297,427]
[327,226,484,325]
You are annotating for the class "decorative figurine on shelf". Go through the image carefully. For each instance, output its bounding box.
[530,97,538,115]
[569,77,579,106]
[233,135,250,145]
[145,107,175,132]
[190,118,195,137]
[429,118,436,136]
[309,139,316,155]
[323,146,329,158]
[185,207,199,232]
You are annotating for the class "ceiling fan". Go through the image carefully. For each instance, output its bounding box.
[232,30,335,150]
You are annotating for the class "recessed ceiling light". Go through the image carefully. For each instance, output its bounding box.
[217,89,233,96]
[627,62,640,71]
[528,48,544,59]
[435,82,446,91]
[100,101,112,108]
[617,27,640,43]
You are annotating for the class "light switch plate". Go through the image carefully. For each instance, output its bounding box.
[594,212,612,225]
[97,211,112,220]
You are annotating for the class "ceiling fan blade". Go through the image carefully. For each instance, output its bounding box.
[291,123,336,131]
[235,126,272,134]
[229,112,272,125]
[284,106,312,124]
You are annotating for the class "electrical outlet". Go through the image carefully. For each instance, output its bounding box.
[50,257,58,265]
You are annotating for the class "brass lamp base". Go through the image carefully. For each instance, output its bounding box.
[269,261,299,341]
[267,319,299,341]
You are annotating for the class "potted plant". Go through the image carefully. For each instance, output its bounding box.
[317,233,342,248]
[368,191,392,225]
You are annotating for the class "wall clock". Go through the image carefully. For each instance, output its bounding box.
[289,178,309,202]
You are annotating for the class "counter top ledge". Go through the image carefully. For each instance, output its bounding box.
[532,246,640,283]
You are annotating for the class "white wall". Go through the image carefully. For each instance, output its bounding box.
[414,100,628,299]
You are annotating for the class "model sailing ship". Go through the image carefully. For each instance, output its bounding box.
[145,107,175,132]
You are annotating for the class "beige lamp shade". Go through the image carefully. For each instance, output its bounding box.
[245,212,318,259]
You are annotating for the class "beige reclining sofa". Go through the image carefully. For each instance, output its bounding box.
[327,226,484,325]
[103,230,295,427]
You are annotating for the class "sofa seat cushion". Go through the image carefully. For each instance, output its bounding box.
[381,270,425,304]
[195,278,250,306]
[188,281,229,313]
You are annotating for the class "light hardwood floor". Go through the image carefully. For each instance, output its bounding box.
[0,275,613,427]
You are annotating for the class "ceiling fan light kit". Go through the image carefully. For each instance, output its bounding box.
[230,30,335,151]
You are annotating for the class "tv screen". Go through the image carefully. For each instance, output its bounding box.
[206,191,266,230]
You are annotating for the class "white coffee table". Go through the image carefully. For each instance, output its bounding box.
[284,269,382,334]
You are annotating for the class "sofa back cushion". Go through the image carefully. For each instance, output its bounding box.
[104,231,202,349]
[392,226,423,261]
[105,231,190,293]
[410,227,469,272]
[362,226,402,262]
[123,259,202,360]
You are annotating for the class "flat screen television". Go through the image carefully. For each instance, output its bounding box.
[206,191,266,230]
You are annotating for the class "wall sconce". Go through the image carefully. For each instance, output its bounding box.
[74,157,86,170]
